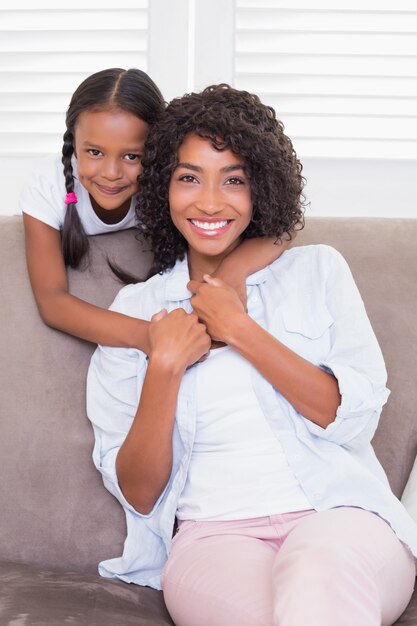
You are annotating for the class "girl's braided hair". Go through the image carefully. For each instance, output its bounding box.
[137,84,305,276]
[61,67,165,268]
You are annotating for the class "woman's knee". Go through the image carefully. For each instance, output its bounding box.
[271,507,416,626]
[162,534,275,626]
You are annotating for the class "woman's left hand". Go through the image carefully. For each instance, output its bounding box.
[188,274,246,343]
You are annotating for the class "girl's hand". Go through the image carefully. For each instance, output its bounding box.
[188,275,247,344]
[212,269,247,310]
[148,308,211,371]
[212,236,291,310]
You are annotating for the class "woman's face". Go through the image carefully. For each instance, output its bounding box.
[169,134,253,271]
[74,108,149,222]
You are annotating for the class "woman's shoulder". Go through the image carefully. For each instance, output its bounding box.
[267,244,353,289]
[273,243,347,269]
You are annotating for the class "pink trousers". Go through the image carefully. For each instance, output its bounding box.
[161,507,416,626]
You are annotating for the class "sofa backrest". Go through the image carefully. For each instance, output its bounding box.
[1,215,416,573]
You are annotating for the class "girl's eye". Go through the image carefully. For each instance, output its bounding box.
[124,154,141,161]
[88,149,102,157]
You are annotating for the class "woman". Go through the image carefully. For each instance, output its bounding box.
[87,84,417,626]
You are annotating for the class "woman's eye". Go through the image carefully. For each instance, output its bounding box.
[179,174,197,183]
[226,177,245,185]
[88,149,102,157]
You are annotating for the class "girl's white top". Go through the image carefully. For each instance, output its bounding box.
[18,154,137,234]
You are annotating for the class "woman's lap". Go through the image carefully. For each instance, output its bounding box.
[162,508,416,626]
[271,507,415,626]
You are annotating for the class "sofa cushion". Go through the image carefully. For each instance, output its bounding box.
[402,457,417,525]
[0,561,174,626]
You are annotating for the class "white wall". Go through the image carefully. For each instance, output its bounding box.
[302,158,417,218]
[2,0,417,219]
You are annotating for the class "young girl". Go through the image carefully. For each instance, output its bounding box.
[87,84,417,625]
[20,68,287,350]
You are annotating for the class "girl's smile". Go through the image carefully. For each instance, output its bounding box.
[95,183,130,196]
[169,134,253,276]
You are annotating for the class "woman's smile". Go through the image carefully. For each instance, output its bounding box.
[188,218,234,237]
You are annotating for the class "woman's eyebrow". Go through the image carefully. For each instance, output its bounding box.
[175,162,201,171]
[175,163,245,173]
[222,165,246,173]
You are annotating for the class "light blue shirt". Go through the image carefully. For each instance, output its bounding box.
[87,244,417,590]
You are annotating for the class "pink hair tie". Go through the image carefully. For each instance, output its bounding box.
[64,192,78,205]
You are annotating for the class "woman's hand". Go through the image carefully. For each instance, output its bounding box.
[188,275,247,344]
[148,308,211,372]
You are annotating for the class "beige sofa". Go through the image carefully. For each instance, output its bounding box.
[1,215,416,625]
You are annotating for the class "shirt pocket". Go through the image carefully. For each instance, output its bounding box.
[279,305,334,364]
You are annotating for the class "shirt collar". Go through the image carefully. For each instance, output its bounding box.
[164,255,269,302]
[165,258,192,301]
[247,267,268,286]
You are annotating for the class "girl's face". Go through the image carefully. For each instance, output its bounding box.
[74,108,149,222]
[169,134,253,274]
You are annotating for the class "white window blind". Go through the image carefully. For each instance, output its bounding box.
[0,0,149,157]
[235,0,417,159]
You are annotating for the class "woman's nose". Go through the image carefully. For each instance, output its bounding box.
[195,185,223,214]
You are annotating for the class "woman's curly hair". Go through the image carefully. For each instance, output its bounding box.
[137,84,305,275]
